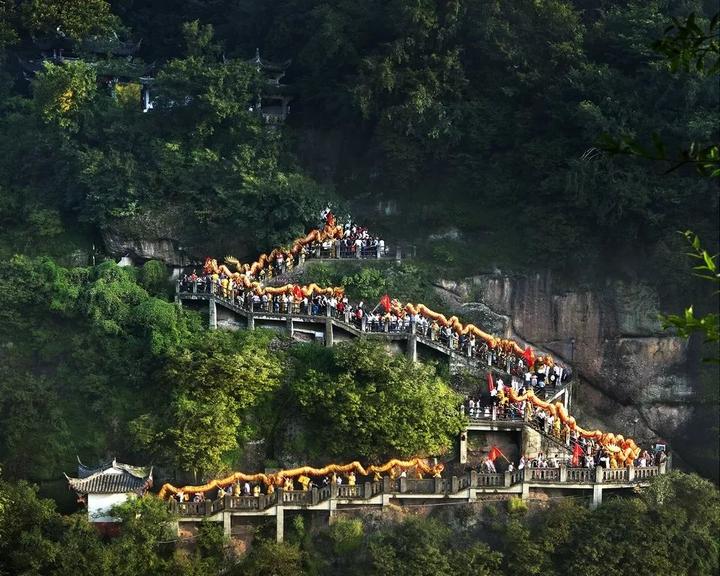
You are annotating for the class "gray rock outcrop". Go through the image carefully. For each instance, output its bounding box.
[434,272,696,448]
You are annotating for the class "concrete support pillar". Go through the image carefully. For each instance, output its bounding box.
[591,484,603,510]
[382,476,392,493]
[559,464,567,483]
[325,320,334,347]
[247,312,255,331]
[364,482,372,499]
[469,470,478,488]
[434,477,443,494]
[399,477,408,493]
[627,466,635,483]
[521,481,530,501]
[450,476,459,493]
[459,432,468,465]
[223,511,231,536]
[209,299,217,330]
[275,505,284,542]
[286,316,294,338]
[328,483,338,517]
[406,334,417,362]
[504,471,512,487]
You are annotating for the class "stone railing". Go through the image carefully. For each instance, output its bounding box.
[227,495,261,510]
[633,466,660,481]
[566,467,594,483]
[527,467,561,482]
[475,473,505,487]
[176,282,561,385]
[337,484,364,499]
[282,490,312,505]
[600,468,629,483]
[173,463,666,517]
[173,501,206,516]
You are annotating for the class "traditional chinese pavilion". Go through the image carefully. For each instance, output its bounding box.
[248,48,293,124]
[66,458,153,527]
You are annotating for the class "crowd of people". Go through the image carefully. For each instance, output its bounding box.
[178,213,572,386]
[474,443,667,476]
[174,214,663,503]
[171,466,446,504]
[178,270,570,389]
[462,367,568,421]
[315,209,388,259]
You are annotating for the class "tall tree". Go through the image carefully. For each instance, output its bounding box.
[288,339,465,461]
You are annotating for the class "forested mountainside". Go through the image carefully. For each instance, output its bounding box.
[0,1,716,278]
[0,1,718,575]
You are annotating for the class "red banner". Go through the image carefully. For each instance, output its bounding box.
[293,285,303,300]
[488,446,504,462]
[522,346,535,367]
[571,442,584,467]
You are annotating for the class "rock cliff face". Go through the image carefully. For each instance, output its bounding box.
[100,207,253,267]
[434,273,697,450]
[101,208,190,266]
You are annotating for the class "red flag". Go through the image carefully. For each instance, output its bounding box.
[487,372,495,393]
[488,446,504,462]
[380,294,391,313]
[571,442,583,467]
[292,285,303,300]
[522,346,535,367]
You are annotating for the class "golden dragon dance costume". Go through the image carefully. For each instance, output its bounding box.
[166,221,641,499]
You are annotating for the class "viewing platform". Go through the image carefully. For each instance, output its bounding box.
[172,280,667,544]
[175,282,571,411]
[171,463,667,541]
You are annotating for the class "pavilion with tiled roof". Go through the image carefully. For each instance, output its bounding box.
[66,458,153,524]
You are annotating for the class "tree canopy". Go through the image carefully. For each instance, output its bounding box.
[288,339,465,461]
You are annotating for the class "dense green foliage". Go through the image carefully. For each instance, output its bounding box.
[288,340,465,460]
[298,261,442,307]
[0,15,328,260]
[1,471,718,575]
[0,0,715,274]
[0,2,717,572]
[0,256,462,482]
[0,477,224,575]
[131,329,284,477]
